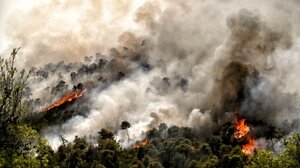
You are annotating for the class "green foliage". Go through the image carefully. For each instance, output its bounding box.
[0,48,30,125]
[246,134,300,168]
[277,134,300,168]
[199,155,218,168]
[0,48,31,154]
[0,49,53,167]
[246,150,278,168]
[0,151,7,167]
[15,125,40,156]
[98,128,114,140]
[12,154,40,168]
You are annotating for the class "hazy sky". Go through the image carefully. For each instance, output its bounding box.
[0,0,41,53]
[0,0,10,52]
[0,0,147,65]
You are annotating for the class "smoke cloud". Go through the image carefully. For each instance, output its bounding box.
[3,0,300,149]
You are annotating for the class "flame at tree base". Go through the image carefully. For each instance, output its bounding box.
[242,137,255,155]
[234,112,256,155]
[133,139,149,148]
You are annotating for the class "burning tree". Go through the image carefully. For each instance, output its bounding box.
[234,112,255,155]
[42,87,86,112]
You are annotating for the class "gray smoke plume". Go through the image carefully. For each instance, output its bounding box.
[2,0,300,149]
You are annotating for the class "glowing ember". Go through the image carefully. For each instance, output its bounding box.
[42,89,86,112]
[234,112,255,155]
[133,139,149,148]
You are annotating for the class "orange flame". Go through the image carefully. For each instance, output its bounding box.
[42,89,86,112]
[133,139,149,148]
[242,137,255,155]
[234,117,250,139]
[234,113,255,155]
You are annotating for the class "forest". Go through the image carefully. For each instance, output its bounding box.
[0,49,299,168]
[2,0,300,167]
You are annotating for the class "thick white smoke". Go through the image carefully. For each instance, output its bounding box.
[2,0,300,149]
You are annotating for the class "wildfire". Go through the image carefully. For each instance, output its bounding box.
[234,112,255,155]
[242,137,255,155]
[133,139,149,148]
[42,89,86,112]
[234,117,250,139]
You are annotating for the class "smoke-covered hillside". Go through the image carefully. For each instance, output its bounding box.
[1,0,300,167]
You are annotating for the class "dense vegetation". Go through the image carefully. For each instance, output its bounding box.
[0,49,299,168]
